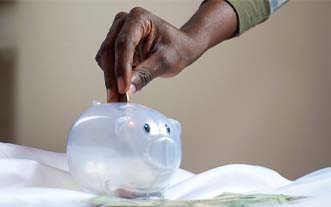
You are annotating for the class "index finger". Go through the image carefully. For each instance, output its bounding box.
[96,12,128,102]
[114,8,151,94]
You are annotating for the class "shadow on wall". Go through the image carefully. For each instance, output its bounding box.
[0,48,16,143]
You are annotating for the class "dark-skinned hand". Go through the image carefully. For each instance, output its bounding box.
[96,0,238,102]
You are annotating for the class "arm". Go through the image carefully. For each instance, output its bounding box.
[95,0,287,102]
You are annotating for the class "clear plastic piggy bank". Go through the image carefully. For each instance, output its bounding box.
[67,102,182,198]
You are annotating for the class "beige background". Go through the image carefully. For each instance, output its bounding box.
[0,0,330,180]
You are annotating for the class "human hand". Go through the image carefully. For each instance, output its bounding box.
[96,1,237,102]
[95,7,203,102]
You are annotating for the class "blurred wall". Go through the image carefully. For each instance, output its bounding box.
[1,0,330,179]
[0,2,17,143]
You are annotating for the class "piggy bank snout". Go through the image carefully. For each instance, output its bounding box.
[147,136,181,170]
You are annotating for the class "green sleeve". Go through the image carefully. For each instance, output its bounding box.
[226,0,270,34]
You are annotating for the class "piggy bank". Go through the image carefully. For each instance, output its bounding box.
[67,102,182,197]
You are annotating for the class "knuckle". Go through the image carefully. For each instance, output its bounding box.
[95,52,101,62]
[114,11,127,21]
[95,52,103,68]
[97,42,106,55]
[129,7,146,18]
[115,35,132,50]
[135,69,152,87]
[95,45,108,62]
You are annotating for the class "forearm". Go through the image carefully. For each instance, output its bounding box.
[180,0,289,55]
[180,0,238,54]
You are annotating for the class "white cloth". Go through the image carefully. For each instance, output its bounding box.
[0,142,330,206]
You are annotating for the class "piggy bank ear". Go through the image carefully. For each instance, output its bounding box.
[169,118,181,133]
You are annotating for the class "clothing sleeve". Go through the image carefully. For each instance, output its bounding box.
[226,0,288,34]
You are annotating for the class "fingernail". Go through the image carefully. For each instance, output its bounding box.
[127,84,136,96]
[117,77,125,93]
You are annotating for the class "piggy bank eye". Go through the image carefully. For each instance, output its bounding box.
[165,124,171,134]
[144,123,150,134]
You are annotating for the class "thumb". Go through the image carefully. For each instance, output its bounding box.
[130,55,165,92]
